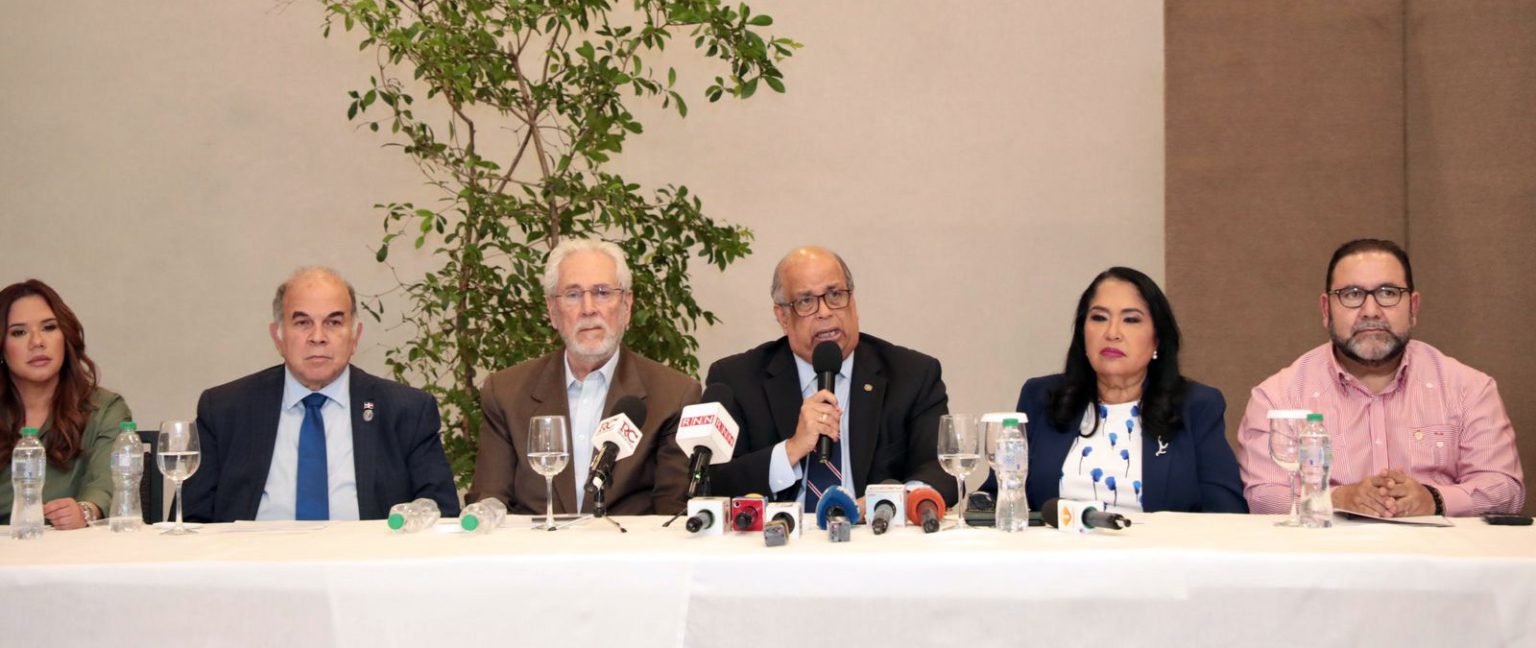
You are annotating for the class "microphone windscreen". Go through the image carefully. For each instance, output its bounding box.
[816,485,861,529]
[609,395,648,429]
[812,341,842,376]
[698,383,735,408]
[1040,498,1061,528]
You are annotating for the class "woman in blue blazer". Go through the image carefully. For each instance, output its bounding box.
[1005,267,1246,514]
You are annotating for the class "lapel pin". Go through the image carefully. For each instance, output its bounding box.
[1155,436,1169,456]
[863,384,872,392]
[363,401,375,422]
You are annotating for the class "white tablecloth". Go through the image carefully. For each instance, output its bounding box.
[3,513,1533,647]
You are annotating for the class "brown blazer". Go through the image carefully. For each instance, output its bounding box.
[466,347,701,515]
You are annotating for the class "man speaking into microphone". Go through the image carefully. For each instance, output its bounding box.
[466,239,701,516]
[702,246,957,512]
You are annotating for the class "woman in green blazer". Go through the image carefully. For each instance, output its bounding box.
[2,279,132,529]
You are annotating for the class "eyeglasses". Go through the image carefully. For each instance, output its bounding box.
[552,286,626,307]
[777,288,853,317]
[1329,285,1409,308]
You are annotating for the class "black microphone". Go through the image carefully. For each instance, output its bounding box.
[1040,498,1132,532]
[870,499,898,535]
[585,396,648,501]
[678,384,739,499]
[812,340,842,460]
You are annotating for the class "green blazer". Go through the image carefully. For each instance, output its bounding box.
[1,388,132,523]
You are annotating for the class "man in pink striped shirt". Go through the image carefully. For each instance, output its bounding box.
[1237,239,1524,517]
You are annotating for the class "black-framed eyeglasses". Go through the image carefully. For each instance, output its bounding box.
[1329,285,1409,308]
[776,288,853,317]
[552,286,626,307]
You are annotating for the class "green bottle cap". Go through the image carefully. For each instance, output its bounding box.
[1003,418,1020,427]
[387,513,406,530]
[20,427,40,437]
[120,421,137,431]
[461,514,480,532]
[1306,413,1324,422]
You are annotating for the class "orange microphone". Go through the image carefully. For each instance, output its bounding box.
[904,482,946,533]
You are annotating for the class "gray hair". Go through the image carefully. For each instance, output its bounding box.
[272,266,358,324]
[770,246,856,304]
[541,238,633,294]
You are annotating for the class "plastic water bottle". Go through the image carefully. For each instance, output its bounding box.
[993,417,1030,532]
[387,497,442,533]
[10,427,46,539]
[460,498,507,534]
[1297,412,1333,528]
[110,421,145,532]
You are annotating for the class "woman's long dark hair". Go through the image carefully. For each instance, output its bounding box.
[1049,267,1188,440]
[1,279,99,468]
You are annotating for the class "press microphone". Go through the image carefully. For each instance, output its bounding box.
[815,485,860,542]
[904,481,946,533]
[812,341,842,461]
[866,482,906,535]
[585,396,648,499]
[685,497,728,536]
[675,384,741,499]
[1041,498,1132,533]
[763,502,801,547]
[731,494,766,532]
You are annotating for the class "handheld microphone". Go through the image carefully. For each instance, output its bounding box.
[816,485,861,544]
[904,481,946,533]
[866,482,906,535]
[812,341,842,461]
[675,384,740,499]
[1041,498,1132,533]
[685,497,728,535]
[730,494,766,532]
[585,396,648,500]
[763,501,801,547]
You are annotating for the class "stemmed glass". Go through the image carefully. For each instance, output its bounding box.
[936,414,980,529]
[528,415,570,531]
[157,420,201,536]
[1267,410,1308,527]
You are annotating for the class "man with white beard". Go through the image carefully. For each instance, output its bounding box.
[1236,239,1524,517]
[466,239,700,515]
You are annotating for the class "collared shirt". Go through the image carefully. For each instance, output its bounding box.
[767,353,855,504]
[1237,340,1524,516]
[565,350,621,512]
[257,367,360,521]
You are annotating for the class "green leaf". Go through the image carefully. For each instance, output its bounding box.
[748,15,773,26]
[765,76,784,93]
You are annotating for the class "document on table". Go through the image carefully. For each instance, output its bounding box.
[1335,509,1453,527]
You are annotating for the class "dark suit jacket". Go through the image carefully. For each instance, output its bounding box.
[465,347,701,516]
[183,365,460,522]
[703,333,957,505]
[1007,374,1247,513]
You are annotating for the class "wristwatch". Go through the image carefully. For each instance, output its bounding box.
[1424,485,1445,516]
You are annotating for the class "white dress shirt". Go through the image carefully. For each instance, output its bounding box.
[256,367,360,521]
[565,351,620,512]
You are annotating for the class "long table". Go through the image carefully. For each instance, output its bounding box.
[3,513,1533,647]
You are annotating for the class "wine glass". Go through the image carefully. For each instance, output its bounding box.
[936,414,980,529]
[157,420,201,536]
[528,415,570,531]
[1267,410,1307,527]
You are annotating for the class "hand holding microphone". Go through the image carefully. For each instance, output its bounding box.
[811,341,842,461]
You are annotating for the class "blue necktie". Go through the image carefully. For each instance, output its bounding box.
[804,435,844,513]
[296,393,330,520]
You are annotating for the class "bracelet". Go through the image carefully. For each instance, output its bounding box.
[79,501,98,524]
[1424,485,1445,516]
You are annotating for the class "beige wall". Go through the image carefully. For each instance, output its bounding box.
[0,3,1164,433]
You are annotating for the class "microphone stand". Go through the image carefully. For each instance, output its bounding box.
[590,484,628,534]
[663,467,710,527]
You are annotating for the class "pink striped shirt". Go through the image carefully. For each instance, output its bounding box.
[1237,341,1524,516]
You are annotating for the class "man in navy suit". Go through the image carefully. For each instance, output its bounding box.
[703,246,956,511]
[183,268,459,523]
